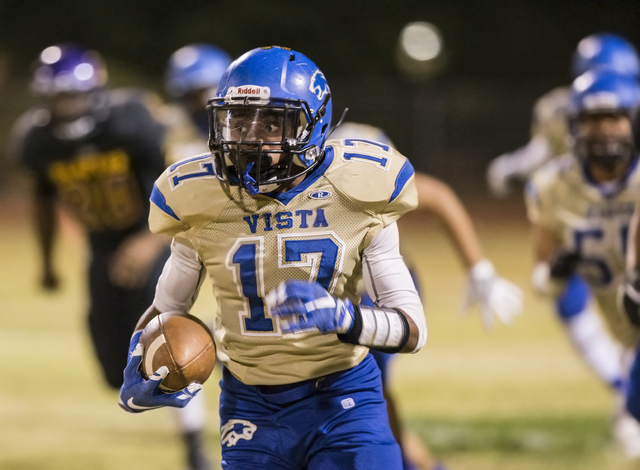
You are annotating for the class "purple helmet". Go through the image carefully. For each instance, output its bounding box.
[31,44,107,96]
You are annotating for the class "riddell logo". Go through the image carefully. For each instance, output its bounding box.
[226,86,271,103]
[237,86,261,95]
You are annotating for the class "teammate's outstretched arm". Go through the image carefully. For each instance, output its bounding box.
[267,222,426,354]
[486,135,552,198]
[414,172,523,328]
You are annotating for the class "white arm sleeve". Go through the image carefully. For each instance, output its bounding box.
[362,222,427,352]
[153,238,207,313]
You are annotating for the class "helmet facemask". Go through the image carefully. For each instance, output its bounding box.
[208,95,328,194]
[573,111,636,175]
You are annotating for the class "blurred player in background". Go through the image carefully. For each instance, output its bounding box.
[487,32,640,198]
[488,33,640,457]
[331,122,523,470]
[526,69,640,457]
[10,44,211,470]
[162,44,232,165]
[621,113,640,424]
[119,45,427,470]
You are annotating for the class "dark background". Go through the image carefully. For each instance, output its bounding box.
[1,0,640,194]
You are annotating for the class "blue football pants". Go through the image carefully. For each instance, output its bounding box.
[219,354,402,469]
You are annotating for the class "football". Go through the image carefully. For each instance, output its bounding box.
[139,311,216,392]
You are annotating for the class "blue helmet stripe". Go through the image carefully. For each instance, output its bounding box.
[390,159,415,203]
[150,183,180,221]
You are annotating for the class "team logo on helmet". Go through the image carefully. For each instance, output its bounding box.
[309,69,329,101]
[220,419,257,447]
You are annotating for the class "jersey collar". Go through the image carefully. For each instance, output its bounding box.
[263,147,334,206]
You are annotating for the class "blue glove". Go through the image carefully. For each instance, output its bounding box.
[118,331,202,413]
[265,280,355,334]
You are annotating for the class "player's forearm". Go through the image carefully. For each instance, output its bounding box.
[530,223,565,297]
[136,237,205,334]
[134,305,162,333]
[399,311,420,353]
[360,223,427,353]
[414,173,483,268]
[532,223,561,262]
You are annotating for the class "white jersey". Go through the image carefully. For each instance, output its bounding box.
[526,155,640,290]
[526,155,640,346]
[160,103,209,165]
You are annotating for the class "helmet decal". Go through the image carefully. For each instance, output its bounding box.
[309,70,330,101]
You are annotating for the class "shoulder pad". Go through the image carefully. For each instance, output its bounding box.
[534,87,571,121]
[149,154,226,236]
[323,140,417,224]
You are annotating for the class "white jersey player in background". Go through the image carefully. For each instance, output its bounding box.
[330,122,523,470]
[526,70,640,457]
[488,32,640,198]
[162,44,232,165]
[488,32,640,457]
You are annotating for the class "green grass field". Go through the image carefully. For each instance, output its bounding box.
[1,186,639,470]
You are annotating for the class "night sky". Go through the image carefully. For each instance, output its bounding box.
[2,0,640,184]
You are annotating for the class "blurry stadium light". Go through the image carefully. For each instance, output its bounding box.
[396,21,446,81]
[401,22,442,62]
[74,63,95,81]
[41,46,62,65]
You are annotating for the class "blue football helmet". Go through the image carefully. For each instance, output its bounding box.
[165,44,232,97]
[208,46,332,194]
[31,43,107,96]
[569,70,640,171]
[572,33,640,78]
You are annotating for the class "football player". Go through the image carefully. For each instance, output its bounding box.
[618,87,640,427]
[489,33,640,456]
[11,44,211,470]
[162,44,232,164]
[488,32,640,198]
[526,69,640,457]
[330,122,522,470]
[119,46,427,470]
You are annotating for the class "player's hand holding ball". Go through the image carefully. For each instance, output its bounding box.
[119,312,215,413]
[266,280,354,334]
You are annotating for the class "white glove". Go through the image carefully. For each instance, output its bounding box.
[530,261,565,298]
[462,259,523,329]
[486,154,514,198]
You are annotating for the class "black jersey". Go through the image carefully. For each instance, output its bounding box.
[14,89,166,251]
